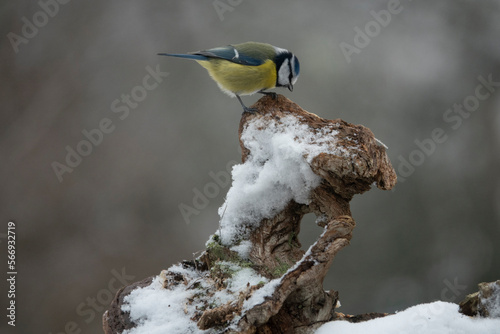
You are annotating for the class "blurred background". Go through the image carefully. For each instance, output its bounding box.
[1,0,499,333]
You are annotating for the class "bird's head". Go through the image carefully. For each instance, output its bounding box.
[275,50,300,92]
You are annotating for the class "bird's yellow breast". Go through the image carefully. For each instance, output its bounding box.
[196,59,277,96]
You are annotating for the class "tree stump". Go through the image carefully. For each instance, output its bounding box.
[103,95,397,334]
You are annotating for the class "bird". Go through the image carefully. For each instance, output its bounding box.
[158,42,300,113]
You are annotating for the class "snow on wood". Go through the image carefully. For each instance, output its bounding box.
[102,95,418,333]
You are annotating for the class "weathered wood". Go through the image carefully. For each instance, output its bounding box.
[459,280,500,318]
[103,95,397,334]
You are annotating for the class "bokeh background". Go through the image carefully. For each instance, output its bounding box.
[1,0,499,333]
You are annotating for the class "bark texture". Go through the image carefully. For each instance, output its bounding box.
[103,95,397,334]
[459,280,500,318]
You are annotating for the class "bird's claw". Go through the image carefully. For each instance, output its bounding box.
[243,107,257,114]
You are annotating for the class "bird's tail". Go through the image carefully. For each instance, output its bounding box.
[157,53,207,60]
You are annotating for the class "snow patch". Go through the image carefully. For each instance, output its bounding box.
[315,301,500,334]
[242,278,282,312]
[216,115,348,254]
[121,275,206,334]
[229,240,253,259]
[481,283,500,318]
[226,265,268,293]
[121,263,270,334]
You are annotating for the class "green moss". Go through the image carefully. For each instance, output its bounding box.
[287,231,301,248]
[206,237,254,270]
[288,232,295,247]
[210,261,237,279]
[272,258,291,278]
[206,241,227,261]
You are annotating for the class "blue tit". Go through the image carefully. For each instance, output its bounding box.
[158,42,300,113]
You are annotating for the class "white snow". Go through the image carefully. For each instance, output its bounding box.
[122,279,500,334]
[121,263,270,334]
[480,283,500,318]
[168,263,202,279]
[225,265,268,293]
[122,269,500,334]
[119,112,500,333]
[121,275,206,334]
[315,301,500,334]
[216,115,347,257]
[229,240,253,260]
[242,278,282,312]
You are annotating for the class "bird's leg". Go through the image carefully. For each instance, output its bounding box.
[236,95,257,113]
[258,90,277,100]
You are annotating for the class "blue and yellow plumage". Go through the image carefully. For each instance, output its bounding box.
[158,42,300,112]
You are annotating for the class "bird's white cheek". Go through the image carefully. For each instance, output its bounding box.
[278,59,290,86]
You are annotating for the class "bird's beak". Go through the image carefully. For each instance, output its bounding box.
[287,84,293,92]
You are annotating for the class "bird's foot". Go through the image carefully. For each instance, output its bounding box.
[236,95,257,114]
[242,106,257,114]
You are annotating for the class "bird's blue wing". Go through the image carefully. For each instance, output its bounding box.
[192,45,264,66]
[157,53,208,60]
